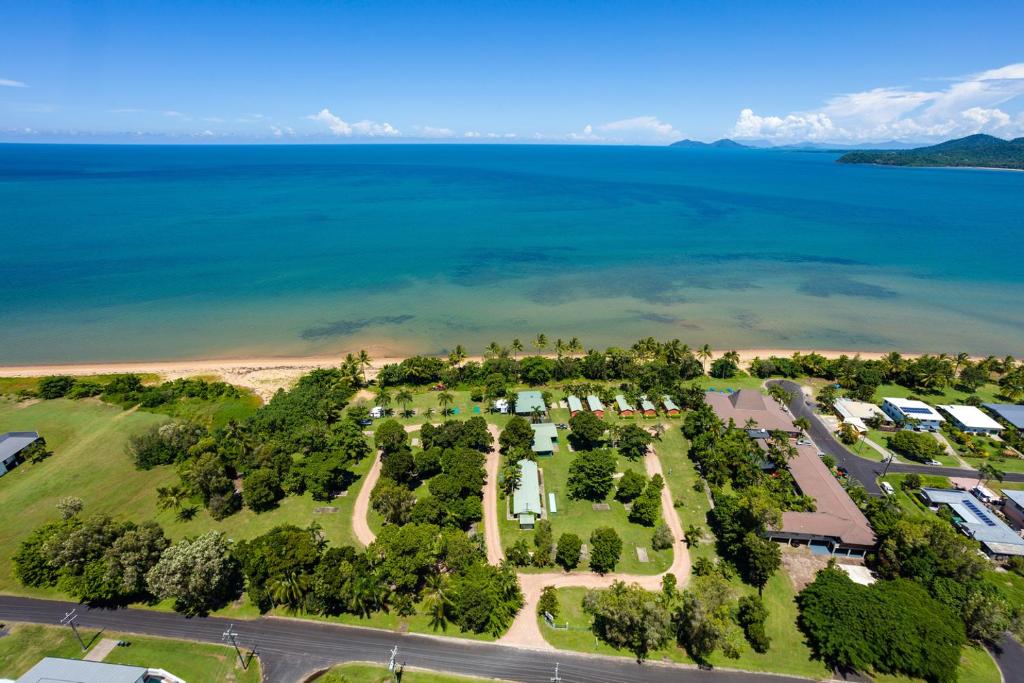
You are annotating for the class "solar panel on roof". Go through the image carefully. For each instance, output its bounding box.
[902,407,935,415]
[963,499,997,526]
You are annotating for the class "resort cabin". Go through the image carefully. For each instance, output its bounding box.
[615,395,635,417]
[881,397,945,432]
[704,390,799,437]
[531,422,558,456]
[515,390,547,417]
[492,398,510,414]
[1002,489,1024,530]
[566,395,584,417]
[639,396,657,418]
[832,398,892,433]
[0,431,41,478]
[984,403,1024,435]
[586,395,606,417]
[763,443,875,557]
[938,404,1003,435]
[919,488,1024,559]
[512,459,543,529]
[662,396,681,416]
[17,658,185,683]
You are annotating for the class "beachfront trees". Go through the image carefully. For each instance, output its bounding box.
[698,344,713,373]
[146,531,240,615]
[567,450,617,501]
[556,532,583,570]
[533,333,548,351]
[583,581,672,660]
[589,527,623,574]
[511,338,523,359]
[710,356,738,379]
[357,350,372,384]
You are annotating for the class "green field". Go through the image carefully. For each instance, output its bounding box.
[0,623,260,682]
[317,662,513,682]
[878,473,951,517]
[872,645,1000,683]
[0,397,372,597]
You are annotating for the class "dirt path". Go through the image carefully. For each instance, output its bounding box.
[483,424,505,565]
[352,451,383,547]
[933,432,971,468]
[498,444,690,650]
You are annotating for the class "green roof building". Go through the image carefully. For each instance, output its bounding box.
[515,390,547,415]
[512,459,542,528]
[531,422,558,455]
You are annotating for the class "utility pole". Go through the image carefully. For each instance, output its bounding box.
[222,624,248,670]
[60,609,86,651]
[388,645,399,681]
[550,662,562,683]
[881,451,895,478]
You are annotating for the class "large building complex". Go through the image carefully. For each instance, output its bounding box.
[705,390,800,436]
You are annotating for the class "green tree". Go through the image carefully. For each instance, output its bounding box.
[567,450,617,501]
[555,532,583,570]
[737,595,771,653]
[615,469,646,503]
[614,423,653,461]
[589,527,622,574]
[395,388,414,417]
[538,585,560,619]
[146,531,240,615]
[499,416,533,454]
[270,571,310,613]
[424,573,452,632]
[652,523,674,551]
[568,410,605,450]
[741,532,781,594]
[374,419,408,454]
[582,581,672,660]
[243,468,283,512]
[437,390,454,416]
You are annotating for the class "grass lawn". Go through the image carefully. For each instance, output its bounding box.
[848,429,898,462]
[871,382,1004,406]
[0,622,260,683]
[878,474,950,517]
[497,438,671,576]
[872,645,1000,683]
[317,662,512,682]
[0,397,373,598]
[0,374,163,397]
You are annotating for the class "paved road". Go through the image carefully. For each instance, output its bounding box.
[0,596,808,683]
[766,380,1024,494]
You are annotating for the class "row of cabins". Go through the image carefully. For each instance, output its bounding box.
[705,389,875,556]
[566,394,680,419]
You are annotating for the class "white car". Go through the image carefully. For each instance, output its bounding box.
[880,482,895,496]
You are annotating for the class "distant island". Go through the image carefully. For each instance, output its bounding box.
[837,134,1024,170]
[670,138,749,149]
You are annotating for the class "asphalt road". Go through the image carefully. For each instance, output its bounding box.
[0,596,809,683]
[766,380,1024,494]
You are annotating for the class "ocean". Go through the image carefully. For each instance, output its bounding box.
[1,143,1022,363]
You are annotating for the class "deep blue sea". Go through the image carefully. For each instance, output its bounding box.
[1,143,1022,363]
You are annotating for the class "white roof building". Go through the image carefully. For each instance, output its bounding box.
[881,397,945,430]
[833,398,891,432]
[938,404,1003,434]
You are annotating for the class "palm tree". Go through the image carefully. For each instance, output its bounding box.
[530,406,543,424]
[977,463,1005,488]
[698,344,713,374]
[424,573,452,632]
[501,459,523,496]
[270,571,310,614]
[554,338,566,359]
[954,352,970,376]
[156,485,187,513]
[341,353,359,382]
[357,349,372,384]
[684,524,702,548]
[437,390,454,417]
[533,333,548,352]
[395,388,414,417]
[793,417,811,434]
[723,350,740,364]
[375,388,392,414]
[349,573,383,618]
[485,341,502,359]
[511,338,523,359]
[568,337,583,356]
[448,344,467,368]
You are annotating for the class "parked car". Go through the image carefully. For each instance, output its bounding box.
[927,459,942,466]
[880,482,895,496]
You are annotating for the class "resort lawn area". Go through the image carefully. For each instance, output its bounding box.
[0,397,373,597]
[317,662,512,683]
[849,429,898,462]
[878,474,951,517]
[0,623,261,683]
[871,381,1005,406]
[497,430,672,575]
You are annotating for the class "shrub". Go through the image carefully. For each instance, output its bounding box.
[887,430,946,463]
[538,585,560,618]
[589,527,622,574]
[555,533,582,570]
[37,375,75,399]
[242,469,283,512]
[737,594,771,653]
[506,538,532,567]
[651,523,673,550]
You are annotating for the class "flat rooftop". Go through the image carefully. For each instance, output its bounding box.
[938,404,1003,431]
[882,397,944,421]
[515,390,546,414]
[985,403,1024,430]
[17,657,146,683]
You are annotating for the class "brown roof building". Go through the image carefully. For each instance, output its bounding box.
[765,443,876,555]
[704,390,800,436]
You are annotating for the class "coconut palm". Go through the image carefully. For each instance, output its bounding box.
[448,344,467,367]
[357,349,372,384]
[156,484,188,513]
[349,573,384,618]
[533,333,548,352]
[511,338,523,359]
[554,338,566,359]
[341,353,360,382]
[723,349,740,364]
[270,571,310,614]
[437,390,454,416]
[954,352,970,376]
[501,459,523,496]
[396,388,414,417]
[568,337,583,356]
[424,573,452,632]
[485,341,502,359]
[698,344,713,373]
[375,388,392,413]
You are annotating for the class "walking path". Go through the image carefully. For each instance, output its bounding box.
[352,423,429,547]
[84,637,118,662]
[498,444,691,650]
[482,424,505,565]
[933,432,972,468]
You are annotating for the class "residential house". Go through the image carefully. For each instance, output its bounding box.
[514,390,547,417]
[639,396,657,418]
[0,431,42,477]
[938,404,1003,435]
[512,459,542,529]
[833,398,892,433]
[984,404,1024,434]
[662,396,680,417]
[586,395,605,418]
[920,488,1024,559]
[881,398,945,431]
[531,422,558,456]
[1003,489,1024,530]
[566,395,584,417]
[614,395,635,417]
[17,658,184,683]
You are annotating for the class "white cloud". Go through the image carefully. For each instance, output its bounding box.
[308,108,400,137]
[0,78,27,88]
[270,125,296,138]
[463,131,481,138]
[413,125,456,138]
[731,62,1024,143]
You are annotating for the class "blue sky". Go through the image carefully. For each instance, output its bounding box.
[2,0,1024,144]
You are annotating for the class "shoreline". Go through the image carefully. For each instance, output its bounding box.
[0,347,945,402]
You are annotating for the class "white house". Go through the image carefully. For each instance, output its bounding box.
[833,398,892,433]
[881,398,944,432]
[937,404,1003,435]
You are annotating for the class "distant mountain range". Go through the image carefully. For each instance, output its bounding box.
[669,138,750,149]
[837,134,1024,170]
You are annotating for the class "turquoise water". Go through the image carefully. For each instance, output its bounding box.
[1,143,1022,363]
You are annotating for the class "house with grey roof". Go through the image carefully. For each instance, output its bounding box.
[531,422,558,456]
[920,488,1024,559]
[0,431,42,477]
[566,395,583,416]
[586,395,605,417]
[662,396,680,416]
[639,396,657,417]
[16,657,184,683]
[614,395,635,417]
[985,403,1024,433]
[511,459,542,529]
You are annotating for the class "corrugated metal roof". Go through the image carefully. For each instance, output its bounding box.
[515,390,546,414]
[567,395,583,412]
[640,396,656,412]
[662,396,679,412]
[17,658,146,683]
[0,431,41,462]
[938,404,1003,431]
[615,395,634,412]
[512,459,542,516]
[984,404,1024,430]
[531,422,558,453]
[586,395,605,412]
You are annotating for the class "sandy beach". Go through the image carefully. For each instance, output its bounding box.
[0,347,922,402]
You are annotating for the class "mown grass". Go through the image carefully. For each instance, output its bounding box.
[0,622,261,683]
[0,373,163,396]
[871,382,1004,406]
[316,662,512,682]
[878,473,951,517]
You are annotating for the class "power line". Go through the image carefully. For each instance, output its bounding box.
[222,623,250,670]
[59,609,86,651]
[551,662,563,683]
